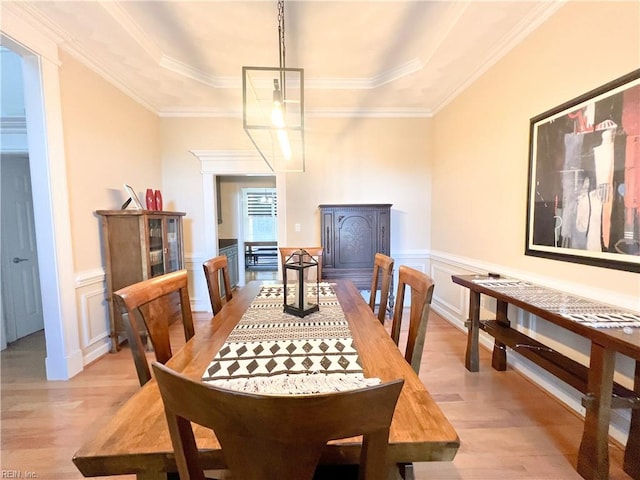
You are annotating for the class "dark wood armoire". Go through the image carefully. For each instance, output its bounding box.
[319,204,391,290]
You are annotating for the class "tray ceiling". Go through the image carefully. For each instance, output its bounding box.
[3,1,564,117]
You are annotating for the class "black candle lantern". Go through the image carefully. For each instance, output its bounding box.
[283,249,319,317]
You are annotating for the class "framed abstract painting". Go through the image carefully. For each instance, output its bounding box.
[525,69,640,273]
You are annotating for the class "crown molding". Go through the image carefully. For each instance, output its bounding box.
[99,1,163,62]
[5,0,566,120]
[432,0,566,114]
[308,107,432,119]
[159,106,431,119]
[159,56,238,89]
[0,3,62,63]
[5,2,159,114]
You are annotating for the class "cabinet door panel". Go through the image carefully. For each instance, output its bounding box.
[165,216,182,273]
[335,212,376,269]
[147,217,165,277]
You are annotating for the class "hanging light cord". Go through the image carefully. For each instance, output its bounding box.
[277,0,286,102]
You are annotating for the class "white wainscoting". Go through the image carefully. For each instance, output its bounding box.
[75,269,110,365]
[74,260,209,368]
[185,253,211,313]
[429,250,633,446]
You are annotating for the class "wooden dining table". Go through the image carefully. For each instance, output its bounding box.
[73,279,460,479]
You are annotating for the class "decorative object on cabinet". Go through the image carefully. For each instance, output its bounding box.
[282,249,319,318]
[96,209,185,352]
[145,188,156,211]
[320,204,391,290]
[154,190,163,211]
[123,183,144,210]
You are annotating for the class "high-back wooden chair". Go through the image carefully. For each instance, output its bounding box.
[152,361,404,480]
[113,270,195,387]
[203,256,233,314]
[369,253,394,325]
[389,265,434,480]
[279,247,324,281]
[390,265,435,375]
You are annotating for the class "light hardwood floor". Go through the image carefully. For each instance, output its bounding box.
[1,300,632,479]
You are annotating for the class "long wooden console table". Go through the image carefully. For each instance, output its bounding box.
[452,274,640,480]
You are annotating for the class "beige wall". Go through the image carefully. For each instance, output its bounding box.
[286,117,432,248]
[432,1,640,300]
[161,116,432,256]
[159,117,248,256]
[58,50,161,272]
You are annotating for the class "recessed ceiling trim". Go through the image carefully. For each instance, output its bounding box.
[432,0,566,115]
[307,58,425,90]
[9,2,159,115]
[160,55,237,88]
[97,1,434,92]
[99,1,163,62]
[62,40,159,114]
[417,1,469,69]
[1,2,66,63]
[309,107,432,119]
[160,107,431,119]
[161,57,429,91]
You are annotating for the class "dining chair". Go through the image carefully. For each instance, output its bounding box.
[203,255,233,314]
[388,265,434,480]
[279,246,324,281]
[369,253,394,325]
[390,265,435,374]
[152,361,404,480]
[113,269,195,387]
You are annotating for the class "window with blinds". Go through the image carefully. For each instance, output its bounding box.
[243,188,277,241]
[246,190,277,216]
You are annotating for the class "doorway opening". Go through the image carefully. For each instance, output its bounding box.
[0,46,45,353]
[243,187,278,280]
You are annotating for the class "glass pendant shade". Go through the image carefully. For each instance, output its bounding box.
[243,66,305,172]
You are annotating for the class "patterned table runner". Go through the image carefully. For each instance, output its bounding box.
[472,278,640,328]
[202,283,381,394]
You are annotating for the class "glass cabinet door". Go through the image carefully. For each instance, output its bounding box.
[165,217,181,273]
[148,217,165,277]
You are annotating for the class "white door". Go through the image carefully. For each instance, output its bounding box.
[1,153,44,342]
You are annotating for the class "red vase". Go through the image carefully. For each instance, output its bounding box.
[154,190,163,211]
[145,188,156,210]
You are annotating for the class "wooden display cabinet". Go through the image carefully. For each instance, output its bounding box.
[96,209,185,352]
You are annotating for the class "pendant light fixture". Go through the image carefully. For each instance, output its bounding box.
[243,0,305,172]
